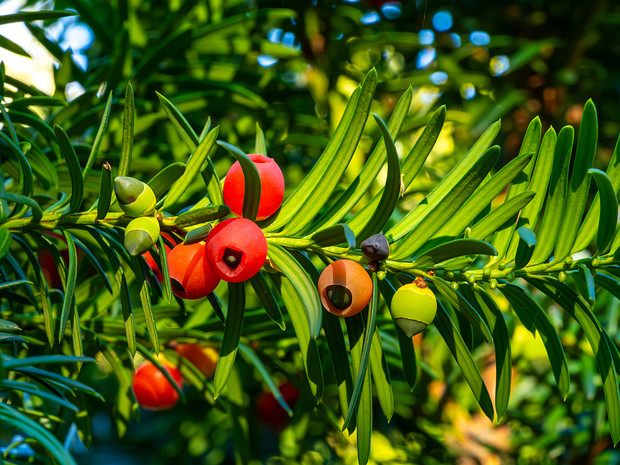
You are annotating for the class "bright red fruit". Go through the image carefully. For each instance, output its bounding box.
[204,218,267,283]
[256,382,300,429]
[143,233,175,282]
[223,153,284,220]
[168,242,220,299]
[132,361,183,410]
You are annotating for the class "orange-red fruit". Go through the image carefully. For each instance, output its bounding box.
[204,218,267,283]
[223,153,284,221]
[317,259,372,317]
[132,361,183,410]
[256,382,300,429]
[143,233,175,283]
[173,343,218,378]
[168,242,220,299]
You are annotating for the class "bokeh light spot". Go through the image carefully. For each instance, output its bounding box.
[430,71,448,85]
[416,48,436,69]
[382,2,402,19]
[461,83,476,100]
[268,28,283,43]
[419,29,434,45]
[361,11,381,24]
[63,24,93,51]
[470,31,490,46]
[257,55,278,67]
[65,81,86,101]
[450,32,461,48]
[432,11,453,32]
[490,55,510,76]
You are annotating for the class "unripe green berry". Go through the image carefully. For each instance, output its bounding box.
[125,216,160,256]
[390,278,437,337]
[114,176,157,217]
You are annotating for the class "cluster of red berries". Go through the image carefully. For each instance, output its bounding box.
[132,343,218,410]
[144,154,284,300]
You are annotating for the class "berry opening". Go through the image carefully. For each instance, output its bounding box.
[223,247,245,270]
[171,278,185,295]
[326,284,352,310]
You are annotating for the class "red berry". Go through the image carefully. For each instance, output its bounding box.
[38,249,64,289]
[205,218,267,283]
[143,233,176,282]
[132,361,183,410]
[168,242,220,299]
[256,382,300,429]
[173,343,218,378]
[317,260,372,317]
[223,154,284,220]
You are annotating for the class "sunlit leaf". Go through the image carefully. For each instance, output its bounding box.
[499,283,570,399]
[118,83,134,178]
[554,100,598,261]
[434,300,495,422]
[529,126,573,265]
[587,168,617,253]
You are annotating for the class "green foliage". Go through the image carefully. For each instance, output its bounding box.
[2,2,620,465]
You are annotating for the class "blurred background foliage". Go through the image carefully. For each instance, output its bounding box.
[2,0,620,464]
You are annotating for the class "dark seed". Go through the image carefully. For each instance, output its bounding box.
[326,284,352,310]
[223,247,244,269]
[361,233,390,261]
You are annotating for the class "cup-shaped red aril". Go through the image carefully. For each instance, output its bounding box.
[132,361,183,410]
[317,259,372,317]
[143,233,175,283]
[168,242,220,299]
[223,153,284,220]
[205,218,267,282]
